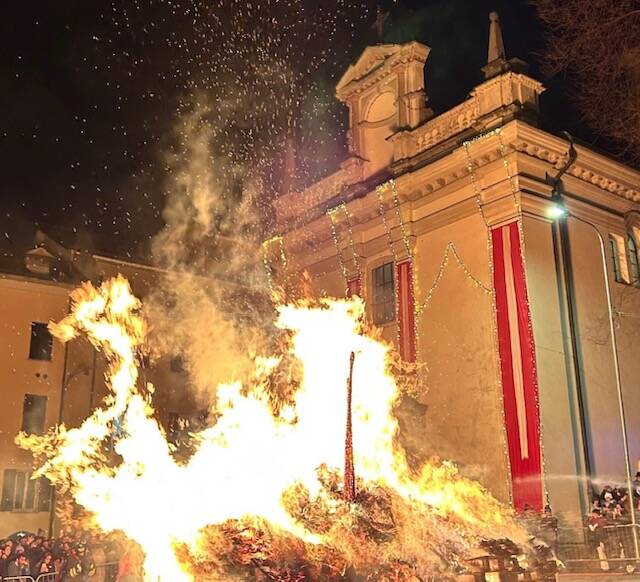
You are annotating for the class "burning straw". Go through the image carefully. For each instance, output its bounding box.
[18,277,533,581]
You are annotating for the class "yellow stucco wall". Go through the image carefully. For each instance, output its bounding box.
[562,212,640,484]
[412,214,510,501]
[522,215,587,528]
[0,276,69,536]
[298,210,512,503]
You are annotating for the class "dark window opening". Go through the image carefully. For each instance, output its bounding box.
[29,322,52,361]
[22,394,47,435]
[372,262,395,325]
[0,470,48,512]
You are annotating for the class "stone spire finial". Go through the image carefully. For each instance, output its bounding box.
[482,11,527,79]
[487,11,506,64]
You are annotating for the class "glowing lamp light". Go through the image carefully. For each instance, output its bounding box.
[546,202,568,220]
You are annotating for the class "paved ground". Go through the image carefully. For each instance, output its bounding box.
[559,574,640,581]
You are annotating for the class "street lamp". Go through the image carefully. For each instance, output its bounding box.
[548,193,640,559]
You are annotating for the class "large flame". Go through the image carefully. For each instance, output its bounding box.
[19,276,525,580]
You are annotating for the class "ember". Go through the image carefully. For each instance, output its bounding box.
[17,276,545,581]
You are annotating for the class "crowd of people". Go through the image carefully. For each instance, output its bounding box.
[0,530,122,581]
[589,484,633,524]
[588,473,640,526]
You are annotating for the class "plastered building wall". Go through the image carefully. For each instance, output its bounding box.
[562,210,640,484]
[0,276,69,535]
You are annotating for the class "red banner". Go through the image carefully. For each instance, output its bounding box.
[347,277,362,297]
[492,222,543,512]
[396,260,416,362]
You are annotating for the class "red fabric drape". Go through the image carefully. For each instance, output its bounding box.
[396,260,416,362]
[492,222,543,512]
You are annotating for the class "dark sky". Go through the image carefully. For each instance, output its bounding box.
[0,0,581,259]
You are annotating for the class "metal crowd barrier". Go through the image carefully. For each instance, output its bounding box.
[557,523,640,572]
[2,560,119,582]
[3,573,58,582]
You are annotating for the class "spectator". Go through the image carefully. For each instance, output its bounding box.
[7,553,31,578]
[66,541,97,580]
[0,529,124,581]
[587,508,609,571]
[601,485,614,502]
[37,551,55,574]
[0,543,11,579]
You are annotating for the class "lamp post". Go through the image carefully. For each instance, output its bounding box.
[548,197,640,559]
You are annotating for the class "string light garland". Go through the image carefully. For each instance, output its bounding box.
[415,242,492,316]
[496,129,522,217]
[321,127,545,509]
[389,180,419,359]
[463,128,514,505]
[261,235,289,298]
[378,179,492,360]
[463,127,549,509]
[496,129,549,507]
[375,184,400,264]
[390,180,413,260]
[327,206,350,296]
[339,203,363,280]
[376,182,413,356]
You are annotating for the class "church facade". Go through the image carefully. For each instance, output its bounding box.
[273,14,640,534]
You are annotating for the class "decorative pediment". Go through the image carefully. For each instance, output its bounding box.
[336,45,401,97]
[336,42,430,100]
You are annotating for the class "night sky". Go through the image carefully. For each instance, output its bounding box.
[1,1,582,260]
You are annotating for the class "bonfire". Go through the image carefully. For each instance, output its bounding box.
[18,276,554,581]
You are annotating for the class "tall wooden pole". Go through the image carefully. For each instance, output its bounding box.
[344,351,356,502]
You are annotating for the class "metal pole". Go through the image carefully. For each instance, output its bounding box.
[552,218,593,500]
[568,212,639,559]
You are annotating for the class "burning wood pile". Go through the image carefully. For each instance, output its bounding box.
[17,277,557,581]
[174,471,558,581]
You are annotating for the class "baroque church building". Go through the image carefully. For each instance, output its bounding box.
[272,13,640,534]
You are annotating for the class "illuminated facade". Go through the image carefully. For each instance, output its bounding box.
[275,15,640,532]
[0,235,196,536]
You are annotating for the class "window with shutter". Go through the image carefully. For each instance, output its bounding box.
[609,234,628,283]
[24,478,36,510]
[372,262,395,325]
[628,233,640,287]
[1,470,16,511]
[13,472,25,510]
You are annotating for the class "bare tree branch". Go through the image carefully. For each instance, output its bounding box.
[532,0,640,162]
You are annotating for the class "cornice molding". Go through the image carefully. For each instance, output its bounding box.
[511,123,640,203]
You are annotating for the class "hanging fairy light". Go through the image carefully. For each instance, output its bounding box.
[327,206,351,296]
[262,235,289,298]
[462,126,549,505]
[340,203,363,280]
[415,242,492,316]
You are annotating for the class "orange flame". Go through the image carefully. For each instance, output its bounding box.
[19,276,525,580]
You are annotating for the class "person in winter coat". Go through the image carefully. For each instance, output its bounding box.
[7,553,31,577]
[67,542,97,580]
